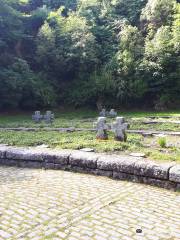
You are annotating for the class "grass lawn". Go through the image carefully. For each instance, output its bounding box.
[0,110,180,163]
[0,130,179,163]
[0,109,180,131]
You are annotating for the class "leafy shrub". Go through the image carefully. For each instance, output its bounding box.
[0,59,56,109]
[158,137,167,148]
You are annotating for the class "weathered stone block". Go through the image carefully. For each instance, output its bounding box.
[97,155,139,174]
[69,151,98,169]
[94,169,113,177]
[42,149,71,165]
[0,149,6,159]
[142,177,177,190]
[6,148,44,161]
[0,158,5,164]
[0,146,11,159]
[54,164,68,170]
[18,161,43,169]
[113,171,141,183]
[70,166,95,174]
[169,165,180,183]
[45,163,55,169]
[0,159,17,166]
[176,183,180,191]
[133,160,174,180]
[3,159,37,168]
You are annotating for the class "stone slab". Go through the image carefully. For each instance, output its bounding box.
[0,159,43,168]
[142,177,177,190]
[70,166,98,175]
[130,152,146,157]
[0,159,17,166]
[42,149,71,165]
[133,160,174,180]
[113,172,177,190]
[169,165,180,183]
[0,146,8,159]
[113,171,140,182]
[18,160,43,168]
[94,169,113,177]
[69,151,98,169]
[97,155,139,174]
[6,148,44,161]
[54,164,69,170]
[45,163,55,169]
[176,183,180,191]
[80,148,95,152]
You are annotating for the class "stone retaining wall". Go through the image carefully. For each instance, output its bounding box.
[0,146,179,191]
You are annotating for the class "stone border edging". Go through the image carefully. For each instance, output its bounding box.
[0,146,179,191]
[0,127,180,136]
[142,120,180,124]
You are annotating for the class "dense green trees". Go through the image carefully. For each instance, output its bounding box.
[0,0,179,110]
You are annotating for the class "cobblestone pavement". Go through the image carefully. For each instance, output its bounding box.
[0,166,179,240]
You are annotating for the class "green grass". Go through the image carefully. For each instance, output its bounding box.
[0,110,180,163]
[0,110,180,131]
[130,122,180,131]
[0,130,179,163]
[119,110,180,118]
[0,110,96,128]
[158,137,167,148]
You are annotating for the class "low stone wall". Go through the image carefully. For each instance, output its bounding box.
[0,146,179,191]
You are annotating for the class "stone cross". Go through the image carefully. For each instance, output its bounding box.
[112,117,129,141]
[96,117,109,140]
[44,111,54,124]
[109,109,117,118]
[32,111,43,123]
[99,108,106,117]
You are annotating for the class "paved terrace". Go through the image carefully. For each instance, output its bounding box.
[0,166,180,240]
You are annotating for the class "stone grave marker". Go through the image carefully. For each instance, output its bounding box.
[44,111,54,124]
[109,109,117,118]
[112,117,129,141]
[96,117,109,140]
[32,111,43,123]
[99,108,106,117]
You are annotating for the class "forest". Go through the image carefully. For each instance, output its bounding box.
[0,0,179,110]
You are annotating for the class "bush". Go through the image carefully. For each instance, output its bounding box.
[0,59,56,109]
[158,137,167,148]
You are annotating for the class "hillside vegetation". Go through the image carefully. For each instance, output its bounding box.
[0,0,179,110]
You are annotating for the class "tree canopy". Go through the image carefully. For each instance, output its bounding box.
[0,0,179,110]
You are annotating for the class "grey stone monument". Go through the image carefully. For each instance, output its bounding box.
[112,117,129,141]
[109,109,117,118]
[99,108,106,117]
[44,111,54,124]
[32,111,43,123]
[96,117,109,140]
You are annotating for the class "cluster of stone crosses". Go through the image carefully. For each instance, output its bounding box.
[32,111,54,124]
[32,109,129,141]
[99,108,117,118]
[96,109,129,141]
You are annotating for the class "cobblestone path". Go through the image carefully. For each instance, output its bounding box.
[0,166,179,240]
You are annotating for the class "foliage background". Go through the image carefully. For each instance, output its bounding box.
[0,0,179,110]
